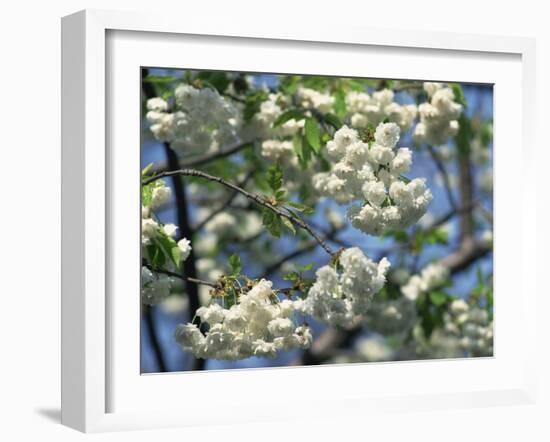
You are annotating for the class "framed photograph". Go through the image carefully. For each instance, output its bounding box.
[61,9,537,432]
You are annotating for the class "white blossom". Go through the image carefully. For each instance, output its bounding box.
[204,212,237,235]
[296,87,335,113]
[401,263,449,301]
[141,271,173,305]
[314,123,432,235]
[151,185,171,209]
[245,93,304,139]
[147,97,169,112]
[261,139,294,162]
[355,336,395,362]
[141,218,159,244]
[175,279,311,360]
[414,83,462,146]
[364,297,417,335]
[346,89,417,131]
[147,84,240,156]
[177,238,192,261]
[162,224,178,238]
[297,248,390,327]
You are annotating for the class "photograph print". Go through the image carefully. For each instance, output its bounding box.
[140,68,493,373]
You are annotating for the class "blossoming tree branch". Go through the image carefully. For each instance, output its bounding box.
[140,70,493,371]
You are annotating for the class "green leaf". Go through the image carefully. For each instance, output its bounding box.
[243,90,268,122]
[425,228,449,245]
[273,109,305,128]
[450,83,468,108]
[196,72,230,93]
[143,75,177,84]
[304,118,321,153]
[398,175,411,184]
[280,217,296,235]
[297,263,313,273]
[383,229,409,243]
[283,271,300,282]
[334,89,347,119]
[299,134,312,167]
[476,266,484,286]
[287,201,314,215]
[262,207,275,226]
[267,215,282,238]
[480,121,493,147]
[170,246,182,269]
[266,163,283,192]
[429,291,448,306]
[280,75,301,95]
[154,234,179,267]
[146,244,163,269]
[275,189,287,201]
[261,209,281,238]
[323,113,342,129]
[292,133,303,160]
[141,163,154,177]
[229,253,241,276]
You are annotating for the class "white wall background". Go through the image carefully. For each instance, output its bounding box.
[0,1,547,440]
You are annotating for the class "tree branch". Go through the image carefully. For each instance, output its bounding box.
[143,306,168,372]
[163,147,206,371]
[180,141,253,168]
[426,144,457,211]
[144,263,221,289]
[264,227,343,276]
[142,69,206,370]
[193,171,254,232]
[143,168,335,256]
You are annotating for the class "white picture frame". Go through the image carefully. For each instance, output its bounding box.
[61,9,537,433]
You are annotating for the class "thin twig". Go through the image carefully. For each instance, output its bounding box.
[265,241,318,276]
[179,141,253,168]
[264,227,343,276]
[428,201,478,230]
[144,263,221,289]
[193,171,254,231]
[392,82,424,91]
[146,263,297,296]
[222,92,246,103]
[143,169,335,256]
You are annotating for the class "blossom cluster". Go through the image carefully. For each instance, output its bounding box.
[141,181,192,259]
[246,92,304,139]
[141,266,174,305]
[400,263,449,301]
[313,123,432,235]
[414,82,463,146]
[416,298,493,358]
[330,336,396,364]
[346,88,417,131]
[146,84,240,156]
[175,279,312,360]
[445,299,493,356]
[364,296,417,336]
[297,87,335,113]
[141,179,192,305]
[296,248,390,327]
